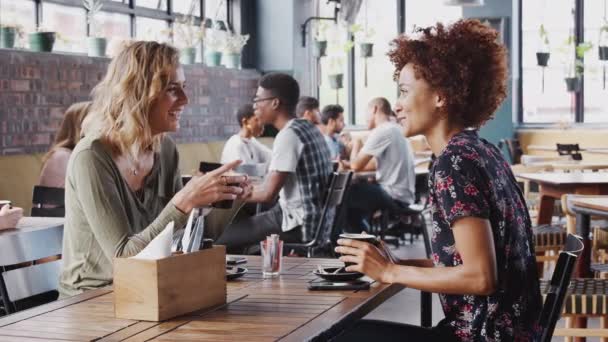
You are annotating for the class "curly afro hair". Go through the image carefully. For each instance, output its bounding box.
[388,19,508,128]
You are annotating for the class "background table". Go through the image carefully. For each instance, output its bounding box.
[516,173,608,225]
[570,197,608,278]
[0,256,405,341]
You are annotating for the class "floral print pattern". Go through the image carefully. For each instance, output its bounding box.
[429,130,541,341]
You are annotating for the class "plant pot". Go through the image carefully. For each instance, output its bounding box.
[28,32,55,52]
[223,53,241,69]
[0,27,16,49]
[328,74,343,89]
[360,43,374,58]
[180,47,196,64]
[87,37,107,57]
[313,40,327,58]
[564,77,581,92]
[205,51,222,67]
[536,52,550,67]
[600,46,608,61]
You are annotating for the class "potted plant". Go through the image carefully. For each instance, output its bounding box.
[562,38,593,92]
[536,24,550,67]
[83,0,106,57]
[326,40,353,103]
[28,24,56,53]
[170,14,205,65]
[350,24,375,58]
[0,23,24,49]
[599,21,608,61]
[313,22,328,58]
[222,31,249,69]
[203,19,225,67]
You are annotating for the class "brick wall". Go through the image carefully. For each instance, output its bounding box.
[0,49,260,155]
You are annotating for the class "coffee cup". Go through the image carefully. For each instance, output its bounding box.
[338,233,380,266]
[199,161,240,209]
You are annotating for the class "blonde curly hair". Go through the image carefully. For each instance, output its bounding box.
[82,41,179,159]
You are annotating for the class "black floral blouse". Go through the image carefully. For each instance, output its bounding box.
[429,130,541,341]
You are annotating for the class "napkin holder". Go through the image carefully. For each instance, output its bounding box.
[113,245,226,321]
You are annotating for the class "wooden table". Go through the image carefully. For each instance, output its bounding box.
[516,173,608,225]
[570,197,608,278]
[0,257,406,341]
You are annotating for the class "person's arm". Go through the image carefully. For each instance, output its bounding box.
[337,217,497,296]
[247,170,289,203]
[38,149,71,188]
[349,138,377,171]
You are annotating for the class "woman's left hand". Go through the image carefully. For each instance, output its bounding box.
[335,239,394,283]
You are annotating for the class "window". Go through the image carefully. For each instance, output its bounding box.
[135,0,167,11]
[173,0,201,15]
[205,0,227,20]
[97,11,131,56]
[353,0,398,125]
[583,0,608,123]
[521,0,574,124]
[136,17,169,41]
[42,3,87,53]
[0,0,36,46]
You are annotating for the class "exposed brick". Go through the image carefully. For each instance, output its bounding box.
[0,49,259,155]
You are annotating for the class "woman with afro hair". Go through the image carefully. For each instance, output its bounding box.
[335,19,541,341]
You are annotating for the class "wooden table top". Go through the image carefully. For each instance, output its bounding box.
[515,172,608,185]
[0,256,403,341]
[571,196,608,212]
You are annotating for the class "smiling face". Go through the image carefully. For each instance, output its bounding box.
[394,63,443,137]
[253,86,279,125]
[149,65,188,135]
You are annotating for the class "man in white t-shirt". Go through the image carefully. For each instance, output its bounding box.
[216,74,332,252]
[344,97,416,233]
[220,104,272,166]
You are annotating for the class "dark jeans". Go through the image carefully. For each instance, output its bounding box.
[215,203,303,254]
[343,182,407,233]
[332,319,458,342]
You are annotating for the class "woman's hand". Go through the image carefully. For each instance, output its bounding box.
[335,238,395,283]
[172,160,248,213]
[0,204,24,230]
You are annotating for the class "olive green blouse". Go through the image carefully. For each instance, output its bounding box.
[58,135,188,297]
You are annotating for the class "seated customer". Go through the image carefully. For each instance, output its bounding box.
[216,73,333,252]
[220,104,272,165]
[319,104,346,161]
[59,41,250,297]
[295,96,321,126]
[0,203,23,230]
[343,97,415,233]
[336,19,540,341]
[38,101,91,188]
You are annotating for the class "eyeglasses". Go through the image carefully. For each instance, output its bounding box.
[252,96,276,103]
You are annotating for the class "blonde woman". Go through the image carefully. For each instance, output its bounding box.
[58,41,250,297]
[38,101,91,188]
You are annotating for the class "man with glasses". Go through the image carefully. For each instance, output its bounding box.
[216,73,333,252]
[342,97,416,233]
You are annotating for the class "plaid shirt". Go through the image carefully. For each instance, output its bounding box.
[282,119,333,241]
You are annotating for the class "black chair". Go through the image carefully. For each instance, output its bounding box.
[31,186,65,217]
[284,171,353,258]
[498,138,523,165]
[538,233,584,342]
[556,143,582,161]
[0,220,63,316]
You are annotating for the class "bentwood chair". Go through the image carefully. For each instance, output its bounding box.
[538,234,584,342]
[284,171,353,258]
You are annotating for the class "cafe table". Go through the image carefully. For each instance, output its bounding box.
[0,217,65,263]
[516,173,608,225]
[570,196,608,278]
[0,256,409,341]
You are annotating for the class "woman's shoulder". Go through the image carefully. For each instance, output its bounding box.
[434,131,487,172]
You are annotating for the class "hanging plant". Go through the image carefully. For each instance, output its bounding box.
[313,22,329,58]
[326,40,354,103]
[599,20,608,89]
[561,37,593,93]
[536,24,550,92]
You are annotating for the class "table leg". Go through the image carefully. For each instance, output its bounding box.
[537,194,555,226]
[420,291,432,328]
